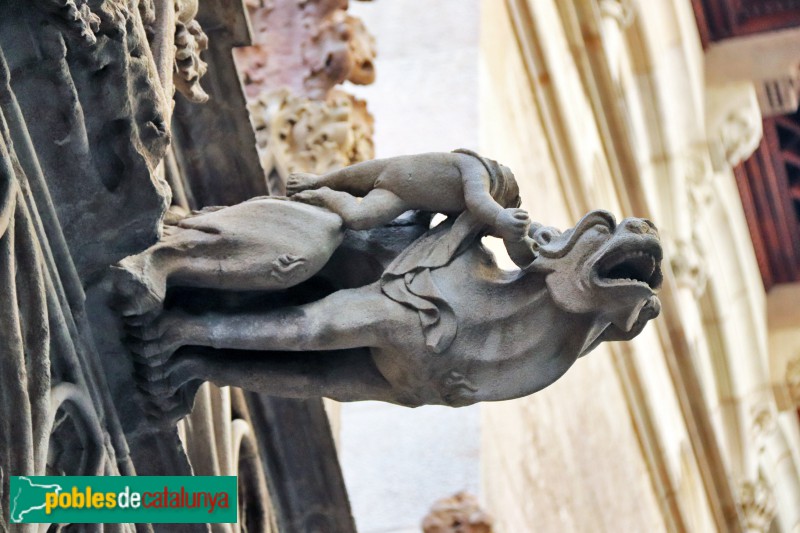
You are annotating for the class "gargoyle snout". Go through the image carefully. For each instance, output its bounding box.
[619,218,659,238]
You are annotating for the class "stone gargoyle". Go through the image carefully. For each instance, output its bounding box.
[114,150,663,415]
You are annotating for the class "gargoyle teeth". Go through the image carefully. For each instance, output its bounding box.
[598,249,661,288]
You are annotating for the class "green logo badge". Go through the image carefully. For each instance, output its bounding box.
[9,476,237,524]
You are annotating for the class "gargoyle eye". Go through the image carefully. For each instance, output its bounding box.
[595,224,611,234]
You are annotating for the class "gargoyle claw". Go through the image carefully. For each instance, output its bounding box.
[109,264,164,317]
[122,309,161,327]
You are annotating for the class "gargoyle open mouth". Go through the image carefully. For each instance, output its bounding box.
[595,245,663,290]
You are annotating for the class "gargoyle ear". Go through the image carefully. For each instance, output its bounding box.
[532,225,562,247]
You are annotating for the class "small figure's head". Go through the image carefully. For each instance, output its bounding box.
[529,210,662,333]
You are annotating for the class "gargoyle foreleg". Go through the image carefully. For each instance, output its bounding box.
[136,346,398,407]
[126,284,410,360]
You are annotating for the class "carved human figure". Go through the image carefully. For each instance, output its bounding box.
[287,150,531,241]
[118,179,662,413]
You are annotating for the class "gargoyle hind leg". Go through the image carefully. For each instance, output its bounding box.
[136,346,399,415]
[111,225,219,318]
[126,284,406,361]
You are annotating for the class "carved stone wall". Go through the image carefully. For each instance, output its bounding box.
[0,1,303,531]
[0,0,170,530]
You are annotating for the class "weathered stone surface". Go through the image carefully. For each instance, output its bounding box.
[1,0,171,285]
[1,0,356,531]
[173,0,209,103]
[235,0,376,100]
[170,0,267,206]
[0,1,172,530]
[249,87,374,188]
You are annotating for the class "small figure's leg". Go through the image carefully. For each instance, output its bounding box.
[285,172,321,195]
[287,159,391,197]
[292,187,409,230]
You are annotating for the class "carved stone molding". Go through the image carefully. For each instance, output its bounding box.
[249,88,374,183]
[749,402,778,447]
[756,74,800,117]
[235,0,376,100]
[706,82,763,172]
[38,0,102,45]
[705,28,800,118]
[174,0,209,103]
[787,358,800,407]
[597,0,634,80]
[422,492,494,533]
[47,383,107,477]
[685,151,715,210]
[738,477,777,533]
[669,236,708,296]
[718,108,762,168]
[0,2,181,528]
[598,0,634,28]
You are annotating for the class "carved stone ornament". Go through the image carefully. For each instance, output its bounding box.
[669,235,708,296]
[235,0,376,100]
[38,0,102,45]
[738,477,777,533]
[422,491,494,533]
[718,107,762,168]
[750,402,778,447]
[788,357,800,407]
[249,87,374,181]
[684,152,714,210]
[706,82,763,172]
[173,0,209,103]
[599,0,634,28]
[303,8,376,93]
[115,151,663,417]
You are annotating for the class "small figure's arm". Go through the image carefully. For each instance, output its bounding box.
[504,235,538,268]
